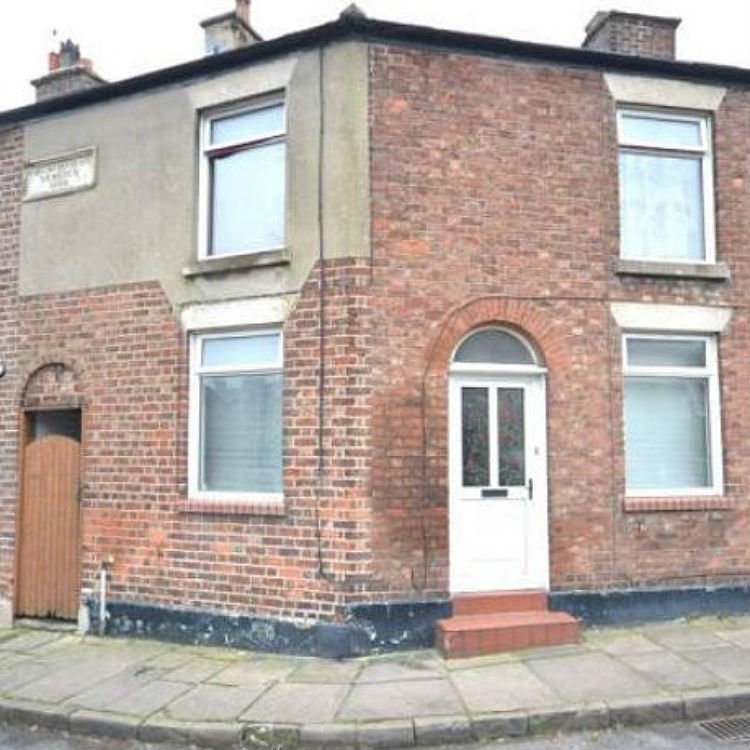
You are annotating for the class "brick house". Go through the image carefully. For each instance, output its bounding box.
[0,3,749,657]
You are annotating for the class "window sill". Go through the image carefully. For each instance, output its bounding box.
[180,498,286,516]
[614,258,730,281]
[624,495,735,512]
[183,248,290,278]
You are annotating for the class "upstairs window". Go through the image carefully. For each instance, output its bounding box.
[617,109,714,263]
[623,334,722,495]
[201,99,286,258]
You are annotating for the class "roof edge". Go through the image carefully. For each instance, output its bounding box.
[2,12,749,126]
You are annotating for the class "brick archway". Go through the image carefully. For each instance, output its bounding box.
[20,361,83,410]
[424,297,568,379]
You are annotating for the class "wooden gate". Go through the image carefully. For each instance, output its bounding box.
[16,434,81,620]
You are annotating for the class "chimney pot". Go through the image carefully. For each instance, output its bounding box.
[235,0,250,26]
[582,10,681,60]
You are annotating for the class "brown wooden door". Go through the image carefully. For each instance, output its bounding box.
[17,434,81,619]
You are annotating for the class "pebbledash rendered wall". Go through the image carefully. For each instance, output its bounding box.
[1,16,750,654]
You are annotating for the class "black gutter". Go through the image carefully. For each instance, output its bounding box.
[3,12,750,126]
[0,17,349,126]
[357,15,750,87]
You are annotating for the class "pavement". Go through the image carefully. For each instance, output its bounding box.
[0,616,747,749]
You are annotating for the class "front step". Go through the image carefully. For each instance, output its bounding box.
[452,589,548,616]
[436,591,581,659]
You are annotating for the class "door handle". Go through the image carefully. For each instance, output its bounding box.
[527,477,533,500]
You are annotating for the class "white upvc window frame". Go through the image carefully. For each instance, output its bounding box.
[449,326,547,377]
[198,94,287,260]
[622,332,723,497]
[617,107,716,264]
[188,327,284,503]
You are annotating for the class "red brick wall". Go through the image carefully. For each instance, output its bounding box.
[368,44,750,596]
[3,41,750,623]
[1,257,373,621]
[0,127,23,611]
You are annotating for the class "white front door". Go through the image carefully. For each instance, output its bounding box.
[449,374,549,593]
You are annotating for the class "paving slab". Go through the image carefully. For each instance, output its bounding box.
[520,643,590,660]
[641,624,729,652]
[527,652,655,702]
[27,634,87,657]
[97,680,191,717]
[0,631,64,653]
[208,656,296,686]
[180,644,242,661]
[357,655,445,684]
[442,651,519,671]
[11,653,145,704]
[585,631,664,656]
[288,658,362,684]
[339,678,463,721]
[66,666,167,712]
[0,659,53,693]
[242,682,348,723]
[142,651,197,672]
[162,656,227,684]
[451,662,561,714]
[33,643,128,667]
[165,683,266,722]
[0,616,747,749]
[716,628,750,648]
[684,646,750,683]
[621,649,721,690]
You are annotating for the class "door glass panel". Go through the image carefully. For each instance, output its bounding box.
[462,387,489,486]
[497,388,525,486]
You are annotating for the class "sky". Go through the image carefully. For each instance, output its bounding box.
[1,0,750,112]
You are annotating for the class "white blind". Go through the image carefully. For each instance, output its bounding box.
[200,373,283,493]
[625,376,710,490]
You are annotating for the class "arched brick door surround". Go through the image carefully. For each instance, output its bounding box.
[416,297,563,592]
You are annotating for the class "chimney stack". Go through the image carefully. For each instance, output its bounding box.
[201,0,262,55]
[583,11,681,60]
[32,39,106,102]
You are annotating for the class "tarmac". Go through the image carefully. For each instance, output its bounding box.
[0,615,747,749]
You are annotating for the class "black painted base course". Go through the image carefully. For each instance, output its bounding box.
[550,584,750,626]
[87,584,750,658]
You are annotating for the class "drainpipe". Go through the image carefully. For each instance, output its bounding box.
[98,561,110,636]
